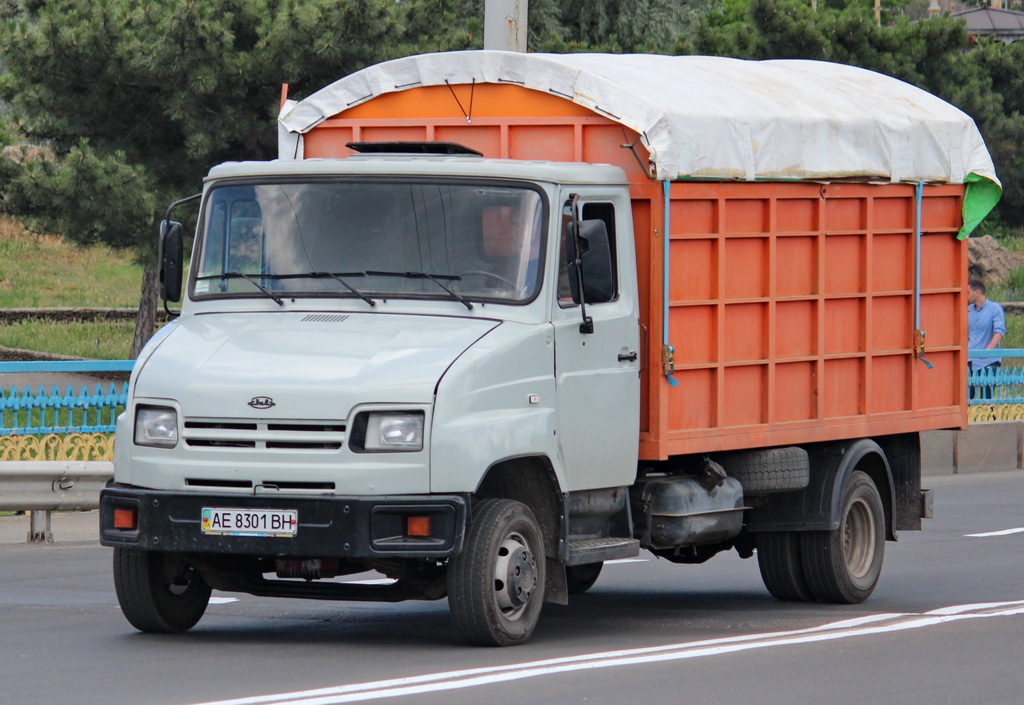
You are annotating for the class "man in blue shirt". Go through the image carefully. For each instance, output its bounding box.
[968,278,1005,399]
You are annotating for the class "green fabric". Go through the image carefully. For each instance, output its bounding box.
[959,173,1002,239]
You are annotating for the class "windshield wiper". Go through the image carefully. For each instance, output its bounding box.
[305,272,376,307]
[366,270,473,310]
[197,272,284,305]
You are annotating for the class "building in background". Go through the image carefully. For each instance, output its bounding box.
[953,5,1024,43]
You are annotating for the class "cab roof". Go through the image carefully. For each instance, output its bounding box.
[206,156,628,185]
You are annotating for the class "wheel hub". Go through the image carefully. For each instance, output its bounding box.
[844,497,876,580]
[494,532,537,616]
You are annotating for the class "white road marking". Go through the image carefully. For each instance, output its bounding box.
[605,558,648,564]
[210,597,239,605]
[189,600,1024,705]
[966,527,1024,537]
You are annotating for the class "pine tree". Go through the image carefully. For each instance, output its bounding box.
[678,0,1024,229]
[0,0,407,354]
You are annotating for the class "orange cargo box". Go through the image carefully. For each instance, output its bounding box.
[646,179,967,459]
[285,58,973,461]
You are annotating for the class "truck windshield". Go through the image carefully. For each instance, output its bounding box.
[193,180,546,304]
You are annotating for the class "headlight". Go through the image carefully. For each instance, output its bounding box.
[134,406,179,448]
[356,411,424,452]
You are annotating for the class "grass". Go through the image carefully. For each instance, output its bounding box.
[0,217,142,308]
[994,235,1024,253]
[1003,312,1024,350]
[0,218,143,358]
[0,319,135,359]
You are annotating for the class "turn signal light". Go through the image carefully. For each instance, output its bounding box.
[406,516,431,537]
[113,508,137,530]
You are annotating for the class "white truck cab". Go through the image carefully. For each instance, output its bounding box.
[102,152,643,645]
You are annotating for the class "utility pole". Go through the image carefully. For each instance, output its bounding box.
[484,0,528,52]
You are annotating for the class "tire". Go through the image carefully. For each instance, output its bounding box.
[565,562,603,595]
[448,499,546,646]
[757,532,815,602]
[113,548,211,633]
[801,470,885,604]
[719,447,809,493]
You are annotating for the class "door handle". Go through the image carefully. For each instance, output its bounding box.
[618,351,638,362]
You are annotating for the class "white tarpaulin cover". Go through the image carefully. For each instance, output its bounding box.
[279,51,998,189]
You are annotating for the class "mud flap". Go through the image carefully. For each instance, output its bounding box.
[545,558,569,605]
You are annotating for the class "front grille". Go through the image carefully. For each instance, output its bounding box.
[185,478,335,491]
[183,418,346,451]
[186,478,253,489]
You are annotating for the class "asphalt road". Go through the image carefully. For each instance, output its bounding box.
[3,471,1023,705]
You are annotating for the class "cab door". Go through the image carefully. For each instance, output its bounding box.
[552,190,640,491]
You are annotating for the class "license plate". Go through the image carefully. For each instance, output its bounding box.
[201,508,298,537]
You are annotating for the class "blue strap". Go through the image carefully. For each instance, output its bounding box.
[663,180,679,388]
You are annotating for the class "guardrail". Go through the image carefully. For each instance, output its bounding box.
[0,361,130,541]
[0,460,112,542]
[0,461,112,512]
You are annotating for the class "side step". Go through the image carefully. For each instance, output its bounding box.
[566,537,640,566]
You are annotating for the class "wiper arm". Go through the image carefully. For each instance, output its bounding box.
[198,272,284,306]
[308,272,375,307]
[366,270,473,310]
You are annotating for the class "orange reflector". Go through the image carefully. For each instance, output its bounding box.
[406,516,431,537]
[113,508,137,530]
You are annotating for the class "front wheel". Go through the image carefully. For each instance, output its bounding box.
[448,499,546,646]
[113,548,211,633]
[801,470,885,603]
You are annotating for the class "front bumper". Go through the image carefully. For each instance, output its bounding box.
[100,484,467,558]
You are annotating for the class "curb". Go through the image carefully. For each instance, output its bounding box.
[922,421,1023,475]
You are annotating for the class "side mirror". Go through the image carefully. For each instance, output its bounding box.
[159,220,184,303]
[566,219,614,305]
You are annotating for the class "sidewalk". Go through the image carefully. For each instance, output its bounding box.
[0,509,100,546]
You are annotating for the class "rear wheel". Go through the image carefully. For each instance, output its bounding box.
[757,532,814,602]
[448,499,546,646]
[565,562,604,595]
[113,548,211,633]
[801,470,885,603]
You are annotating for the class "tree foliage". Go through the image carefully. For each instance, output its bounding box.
[0,0,412,239]
[678,0,1024,229]
[0,0,697,264]
[531,0,704,52]
[2,0,1024,327]
[0,0,473,352]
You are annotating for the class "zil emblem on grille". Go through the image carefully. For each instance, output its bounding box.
[248,396,276,410]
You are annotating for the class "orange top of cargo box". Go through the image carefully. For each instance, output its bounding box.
[277,52,996,459]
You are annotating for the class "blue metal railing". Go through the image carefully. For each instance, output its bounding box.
[0,360,133,435]
[968,349,1024,404]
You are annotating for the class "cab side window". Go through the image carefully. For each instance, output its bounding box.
[558,201,617,307]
